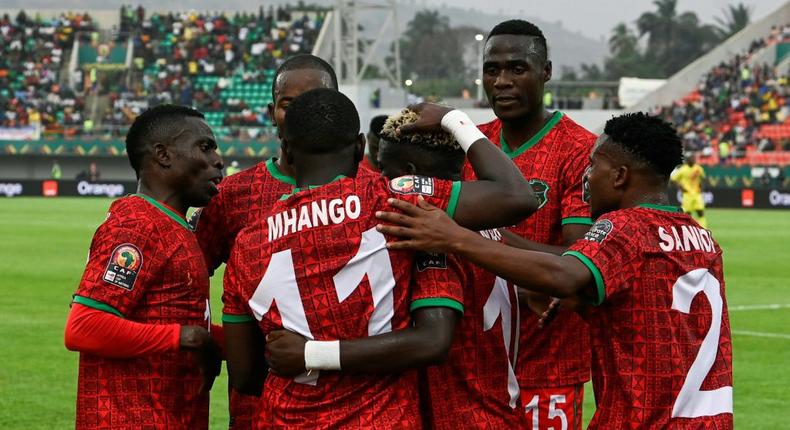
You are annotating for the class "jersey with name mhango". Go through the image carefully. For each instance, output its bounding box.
[192,157,296,429]
[73,195,210,430]
[564,205,733,429]
[464,112,595,388]
[223,175,462,429]
[419,229,527,429]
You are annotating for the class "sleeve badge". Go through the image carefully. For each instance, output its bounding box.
[103,244,143,291]
[389,175,435,196]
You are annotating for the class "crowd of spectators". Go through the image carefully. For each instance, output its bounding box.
[659,24,790,163]
[0,11,94,135]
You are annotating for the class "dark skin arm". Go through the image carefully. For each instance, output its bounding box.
[402,103,537,230]
[265,307,458,377]
[179,326,223,395]
[375,198,594,300]
[224,321,267,396]
[500,226,589,317]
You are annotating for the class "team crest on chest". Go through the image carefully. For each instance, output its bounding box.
[529,179,550,209]
[103,244,143,291]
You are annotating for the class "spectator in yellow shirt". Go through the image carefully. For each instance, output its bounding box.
[671,153,707,228]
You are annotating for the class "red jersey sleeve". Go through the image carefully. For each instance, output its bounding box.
[410,252,466,315]
[221,233,256,324]
[193,187,231,273]
[73,223,162,317]
[563,214,640,305]
[560,142,593,226]
[386,175,462,217]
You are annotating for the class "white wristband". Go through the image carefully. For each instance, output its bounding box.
[440,109,487,152]
[304,340,341,370]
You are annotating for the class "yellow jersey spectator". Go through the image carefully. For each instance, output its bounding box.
[671,153,707,228]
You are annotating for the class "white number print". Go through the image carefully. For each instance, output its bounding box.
[524,394,568,430]
[248,227,397,384]
[483,277,520,408]
[671,269,733,418]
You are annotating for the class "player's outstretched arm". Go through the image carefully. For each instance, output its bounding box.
[400,103,538,229]
[224,321,267,396]
[65,303,222,394]
[265,307,458,376]
[377,198,593,298]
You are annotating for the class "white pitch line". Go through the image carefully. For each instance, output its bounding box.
[728,304,790,311]
[733,330,790,340]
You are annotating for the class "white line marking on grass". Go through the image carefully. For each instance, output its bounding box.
[733,330,790,340]
[729,304,790,311]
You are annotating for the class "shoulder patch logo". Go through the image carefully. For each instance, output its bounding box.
[103,244,143,291]
[415,251,447,271]
[529,179,550,209]
[389,175,435,196]
[584,219,613,243]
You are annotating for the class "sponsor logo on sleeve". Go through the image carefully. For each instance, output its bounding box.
[389,175,435,196]
[584,219,613,243]
[415,251,447,271]
[103,244,143,290]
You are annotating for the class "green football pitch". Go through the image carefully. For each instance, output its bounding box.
[0,198,788,428]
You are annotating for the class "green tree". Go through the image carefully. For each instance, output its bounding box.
[399,10,465,81]
[715,3,753,40]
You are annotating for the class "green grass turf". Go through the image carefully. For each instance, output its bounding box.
[0,199,787,428]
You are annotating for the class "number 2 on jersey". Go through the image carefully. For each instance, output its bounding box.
[671,268,733,418]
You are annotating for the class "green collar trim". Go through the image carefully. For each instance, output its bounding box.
[500,111,563,159]
[279,175,348,201]
[266,158,296,186]
[133,194,192,230]
[638,203,683,213]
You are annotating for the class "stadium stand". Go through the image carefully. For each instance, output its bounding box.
[1,6,326,146]
[656,24,790,166]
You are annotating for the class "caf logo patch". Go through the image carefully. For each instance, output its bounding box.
[529,179,550,209]
[103,244,143,291]
[584,219,613,243]
[389,175,435,196]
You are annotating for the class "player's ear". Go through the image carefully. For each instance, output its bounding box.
[543,60,552,83]
[405,162,417,175]
[612,164,628,190]
[152,142,171,168]
[354,133,365,163]
[267,102,275,126]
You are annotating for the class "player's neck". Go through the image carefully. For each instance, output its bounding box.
[136,182,188,218]
[623,189,672,210]
[500,108,552,152]
[294,161,358,188]
[275,156,295,177]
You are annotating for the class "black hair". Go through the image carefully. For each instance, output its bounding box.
[487,19,548,63]
[369,115,388,139]
[603,112,683,178]
[282,88,359,154]
[125,104,205,176]
[272,54,339,100]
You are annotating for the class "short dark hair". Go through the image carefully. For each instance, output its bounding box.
[487,19,548,63]
[603,112,683,178]
[272,54,339,100]
[283,88,359,154]
[125,104,204,176]
[369,115,388,139]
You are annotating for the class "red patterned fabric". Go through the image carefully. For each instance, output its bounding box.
[223,175,461,429]
[418,229,528,429]
[464,113,596,389]
[73,195,210,430]
[566,206,733,429]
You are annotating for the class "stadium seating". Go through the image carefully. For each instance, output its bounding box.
[660,24,790,166]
